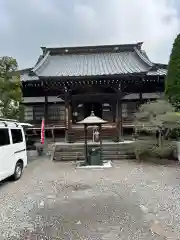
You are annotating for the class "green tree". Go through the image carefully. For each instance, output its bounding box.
[133,100,180,161]
[165,34,180,109]
[134,99,180,146]
[0,56,23,120]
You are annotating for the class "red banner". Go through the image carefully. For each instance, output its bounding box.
[41,118,45,144]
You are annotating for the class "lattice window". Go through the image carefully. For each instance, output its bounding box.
[48,104,65,121]
[102,103,112,121]
[34,105,44,120]
[122,103,128,117]
[24,106,33,121]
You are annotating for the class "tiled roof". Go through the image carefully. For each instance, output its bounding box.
[21,43,167,81]
[20,71,39,81]
[147,68,167,76]
[34,51,151,77]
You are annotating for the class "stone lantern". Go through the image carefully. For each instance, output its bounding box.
[77,111,107,165]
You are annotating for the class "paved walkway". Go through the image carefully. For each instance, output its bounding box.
[0,159,180,239]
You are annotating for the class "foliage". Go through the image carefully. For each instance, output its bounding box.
[133,100,180,163]
[169,128,180,140]
[134,99,180,146]
[132,140,176,163]
[0,56,23,120]
[135,99,174,125]
[165,34,180,109]
[133,140,153,161]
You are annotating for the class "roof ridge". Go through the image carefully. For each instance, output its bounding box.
[41,42,144,55]
[41,42,143,50]
[33,51,50,73]
[134,47,153,67]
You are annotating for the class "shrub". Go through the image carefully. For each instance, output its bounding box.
[134,99,180,146]
[132,140,154,161]
[169,128,180,140]
[150,144,174,159]
[132,140,177,163]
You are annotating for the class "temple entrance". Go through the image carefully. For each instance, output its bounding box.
[84,102,102,118]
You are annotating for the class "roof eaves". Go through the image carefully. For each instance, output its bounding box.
[32,51,50,73]
[134,47,153,67]
[154,63,167,69]
[38,72,148,81]
[19,68,32,73]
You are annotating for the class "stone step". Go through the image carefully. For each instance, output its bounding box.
[54,155,85,161]
[54,150,132,156]
[53,154,134,161]
[54,143,133,151]
[53,152,135,161]
[54,147,130,151]
[51,142,135,161]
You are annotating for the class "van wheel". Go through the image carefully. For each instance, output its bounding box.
[13,162,23,181]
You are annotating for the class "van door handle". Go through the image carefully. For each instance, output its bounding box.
[14,149,26,154]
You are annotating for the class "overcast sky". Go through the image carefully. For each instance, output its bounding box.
[0,0,179,69]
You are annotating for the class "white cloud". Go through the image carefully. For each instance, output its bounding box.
[74,4,100,33]
[29,0,63,19]
[71,0,180,63]
[0,3,11,34]
[0,0,179,67]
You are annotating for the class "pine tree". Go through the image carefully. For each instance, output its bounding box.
[0,56,23,120]
[165,34,180,109]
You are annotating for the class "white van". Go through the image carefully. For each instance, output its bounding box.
[0,119,28,182]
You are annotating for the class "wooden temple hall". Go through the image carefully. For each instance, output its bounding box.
[21,42,167,141]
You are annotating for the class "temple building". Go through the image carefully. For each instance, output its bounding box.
[21,42,167,141]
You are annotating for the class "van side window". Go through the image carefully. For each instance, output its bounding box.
[11,129,23,144]
[0,129,10,146]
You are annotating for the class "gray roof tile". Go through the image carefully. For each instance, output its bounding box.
[147,68,167,76]
[21,43,167,81]
[34,51,151,77]
[20,71,39,81]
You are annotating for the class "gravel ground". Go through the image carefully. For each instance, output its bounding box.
[0,159,180,239]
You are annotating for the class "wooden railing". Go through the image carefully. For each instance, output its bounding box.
[69,126,118,141]
[26,116,135,129]
[26,119,66,129]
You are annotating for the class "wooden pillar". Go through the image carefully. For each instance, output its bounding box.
[136,92,143,111]
[64,87,72,142]
[51,128,55,142]
[139,79,143,106]
[139,92,143,103]
[65,93,69,142]
[112,101,116,123]
[99,124,102,165]
[116,84,123,140]
[84,124,88,165]
[71,102,75,124]
[44,95,48,126]
[69,103,72,127]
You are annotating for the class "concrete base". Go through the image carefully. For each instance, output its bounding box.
[76,160,112,169]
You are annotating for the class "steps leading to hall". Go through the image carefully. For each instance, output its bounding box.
[52,142,135,162]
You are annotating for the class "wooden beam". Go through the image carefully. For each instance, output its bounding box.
[71,93,117,101]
